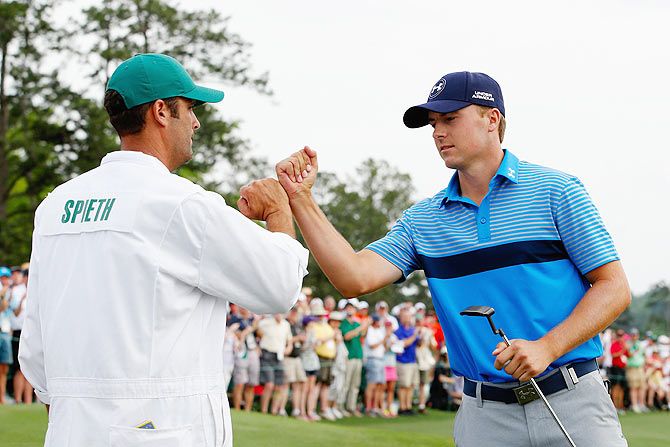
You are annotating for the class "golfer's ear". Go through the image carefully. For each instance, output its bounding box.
[488,108,501,133]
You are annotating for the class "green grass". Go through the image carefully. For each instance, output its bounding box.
[1,404,668,446]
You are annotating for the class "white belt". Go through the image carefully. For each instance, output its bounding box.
[48,374,225,399]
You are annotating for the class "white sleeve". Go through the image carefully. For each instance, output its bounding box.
[18,211,50,404]
[190,191,308,314]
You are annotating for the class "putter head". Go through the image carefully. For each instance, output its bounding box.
[459,305,495,318]
[460,305,501,337]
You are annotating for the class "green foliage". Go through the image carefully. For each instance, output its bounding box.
[616,282,670,335]
[0,0,271,263]
[303,159,430,307]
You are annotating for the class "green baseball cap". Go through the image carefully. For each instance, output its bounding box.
[106,53,224,108]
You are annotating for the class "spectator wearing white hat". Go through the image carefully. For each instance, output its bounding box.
[416,310,438,413]
[626,328,647,413]
[364,314,388,416]
[309,299,337,420]
[324,296,336,313]
[357,301,370,321]
[258,314,293,415]
[299,305,322,420]
[327,311,348,419]
[376,301,398,331]
[284,307,308,420]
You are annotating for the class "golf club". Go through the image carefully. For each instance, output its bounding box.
[460,305,577,447]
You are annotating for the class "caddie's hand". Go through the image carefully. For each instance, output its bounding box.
[238,178,290,221]
[492,339,554,382]
[276,146,318,199]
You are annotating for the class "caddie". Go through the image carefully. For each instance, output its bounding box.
[275,71,630,445]
[19,53,308,447]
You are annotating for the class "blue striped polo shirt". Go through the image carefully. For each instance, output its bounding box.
[366,150,618,383]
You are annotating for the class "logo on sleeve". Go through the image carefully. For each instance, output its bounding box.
[428,78,446,99]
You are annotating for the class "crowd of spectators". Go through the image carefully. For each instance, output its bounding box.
[0,263,33,405]
[600,327,670,414]
[223,287,463,420]
[3,270,669,422]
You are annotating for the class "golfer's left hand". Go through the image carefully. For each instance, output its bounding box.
[492,339,553,382]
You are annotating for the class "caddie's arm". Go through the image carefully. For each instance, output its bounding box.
[276,147,402,297]
[171,180,308,316]
[18,210,52,414]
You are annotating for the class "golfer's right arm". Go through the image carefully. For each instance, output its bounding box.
[277,147,402,297]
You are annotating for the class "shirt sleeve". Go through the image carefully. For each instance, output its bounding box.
[365,210,420,280]
[553,177,619,275]
[18,209,50,404]
[193,191,308,314]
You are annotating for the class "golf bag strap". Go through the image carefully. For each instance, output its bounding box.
[463,359,598,404]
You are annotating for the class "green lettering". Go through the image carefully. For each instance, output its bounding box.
[101,198,116,221]
[83,199,96,222]
[61,200,74,223]
[94,199,106,221]
[71,200,85,223]
[80,200,89,222]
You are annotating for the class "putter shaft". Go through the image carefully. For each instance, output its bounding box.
[501,335,576,447]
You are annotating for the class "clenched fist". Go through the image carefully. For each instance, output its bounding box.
[275,146,318,199]
[238,178,290,221]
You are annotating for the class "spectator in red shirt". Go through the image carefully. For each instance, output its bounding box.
[609,329,628,414]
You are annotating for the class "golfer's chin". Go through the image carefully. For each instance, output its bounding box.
[440,154,461,170]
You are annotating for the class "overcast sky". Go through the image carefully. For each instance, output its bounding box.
[180,1,668,293]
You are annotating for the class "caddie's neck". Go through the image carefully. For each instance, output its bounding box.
[456,146,504,206]
[120,129,176,171]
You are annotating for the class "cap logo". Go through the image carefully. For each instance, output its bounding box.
[429,78,446,99]
[472,91,494,102]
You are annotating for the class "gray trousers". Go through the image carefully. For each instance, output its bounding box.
[454,370,627,447]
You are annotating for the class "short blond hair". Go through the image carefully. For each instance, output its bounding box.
[477,106,506,143]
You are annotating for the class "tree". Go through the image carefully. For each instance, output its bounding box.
[302,158,430,308]
[645,282,670,335]
[0,0,70,262]
[0,0,272,263]
[74,0,272,190]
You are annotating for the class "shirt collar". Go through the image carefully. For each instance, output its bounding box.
[495,149,520,184]
[101,150,170,173]
[440,149,519,208]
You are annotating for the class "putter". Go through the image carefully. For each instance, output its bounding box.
[460,305,576,447]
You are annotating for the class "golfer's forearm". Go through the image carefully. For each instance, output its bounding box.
[541,262,630,360]
[289,193,369,296]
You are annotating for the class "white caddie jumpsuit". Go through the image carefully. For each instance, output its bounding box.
[18,151,309,447]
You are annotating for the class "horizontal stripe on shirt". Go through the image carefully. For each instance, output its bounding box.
[418,239,568,279]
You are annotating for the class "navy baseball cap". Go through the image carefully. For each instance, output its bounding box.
[403,71,505,128]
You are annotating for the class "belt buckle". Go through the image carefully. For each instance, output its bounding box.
[513,382,539,405]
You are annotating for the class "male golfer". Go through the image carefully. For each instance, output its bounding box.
[19,53,308,447]
[276,71,629,445]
